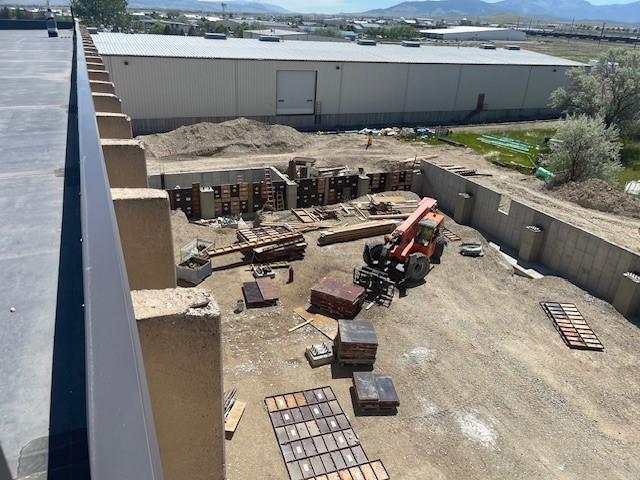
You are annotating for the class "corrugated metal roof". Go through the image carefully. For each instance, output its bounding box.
[245,29,307,36]
[92,33,583,66]
[422,26,516,34]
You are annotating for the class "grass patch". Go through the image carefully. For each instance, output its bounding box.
[447,129,555,169]
[617,138,640,187]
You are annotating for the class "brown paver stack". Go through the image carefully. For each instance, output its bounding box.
[334,320,378,366]
[250,239,307,263]
[311,278,365,318]
[265,386,390,480]
[353,372,400,415]
[242,277,278,307]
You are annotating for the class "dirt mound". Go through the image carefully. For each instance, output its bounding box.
[549,179,640,219]
[139,117,310,159]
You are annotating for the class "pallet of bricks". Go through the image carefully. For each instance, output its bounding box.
[212,181,251,217]
[367,172,388,194]
[237,226,307,262]
[297,177,327,208]
[353,372,399,415]
[334,320,377,366]
[310,277,365,318]
[327,175,358,205]
[387,170,413,192]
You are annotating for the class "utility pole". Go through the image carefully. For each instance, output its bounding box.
[599,21,606,44]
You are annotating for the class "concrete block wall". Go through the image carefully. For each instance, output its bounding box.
[421,161,640,319]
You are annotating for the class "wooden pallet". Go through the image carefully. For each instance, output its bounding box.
[292,208,320,223]
[540,302,604,351]
[206,231,303,257]
[237,225,290,242]
[443,228,461,242]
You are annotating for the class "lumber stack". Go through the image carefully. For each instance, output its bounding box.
[335,320,377,365]
[206,231,303,257]
[353,371,399,414]
[311,277,365,318]
[249,239,307,263]
[317,220,398,246]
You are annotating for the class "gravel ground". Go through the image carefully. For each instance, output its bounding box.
[170,211,640,480]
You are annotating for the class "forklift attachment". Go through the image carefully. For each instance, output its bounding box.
[353,266,395,307]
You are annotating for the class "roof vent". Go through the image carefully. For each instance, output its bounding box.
[259,35,281,42]
[504,44,521,50]
[479,43,497,49]
[402,40,420,47]
[357,38,377,46]
[205,32,227,40]
[87,27,98,34]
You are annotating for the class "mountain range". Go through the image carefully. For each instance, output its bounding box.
[365,0,640,23]
[0,0,290,14]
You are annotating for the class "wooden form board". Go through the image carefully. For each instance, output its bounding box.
[265,387,390,480]
[225,400,246,434]
[294,307,339,340]
[207,231,303,257]
[540,302,604,351]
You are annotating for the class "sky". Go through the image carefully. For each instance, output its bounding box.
[269,0,639,15]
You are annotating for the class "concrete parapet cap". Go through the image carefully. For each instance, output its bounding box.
[96,111,131,121]
[101,138,144,148]
[111,187,168,201]
[131,288,220,321]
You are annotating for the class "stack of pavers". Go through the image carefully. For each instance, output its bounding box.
[353,372,399,415]
[250,238,307,263]
[310,277,366,318]
[334,320,377,366]
[265,386,390,480]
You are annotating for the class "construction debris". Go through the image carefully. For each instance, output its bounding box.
[317,220,398,246]
[242,277,278,307]
[250,238,307,263]
[207,231,303,257]
[305,343,334,367]
[352,372,399,415]
[265,386,390,480]
[176,256,213,286]
[436,164,492,177]
[293,307,339,340]
[252,264,275,278]
[224,388,246,436]
[237,225,291,242]
[443,228,461,242]
[335,320,378,366]
[540,302,604,351]
[311,278,366,318]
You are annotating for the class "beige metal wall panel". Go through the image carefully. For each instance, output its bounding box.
[454,65,530,111]
[104,56,237,119]
[404,64,460,111]
[236,60,342,116]
[338,63,408,114]
[523,66,571,109]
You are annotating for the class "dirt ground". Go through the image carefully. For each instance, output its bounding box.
[144,125,640,251]
[170,211,640,480]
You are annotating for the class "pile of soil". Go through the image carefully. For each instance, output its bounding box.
[549,179,640,219]
[139,117,310,159]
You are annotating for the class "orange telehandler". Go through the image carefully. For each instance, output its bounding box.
[362,196,447,284]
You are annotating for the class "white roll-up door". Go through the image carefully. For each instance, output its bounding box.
[276,70,317,115]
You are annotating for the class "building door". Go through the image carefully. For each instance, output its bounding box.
[476,93,486,111]
[276,70,317,115]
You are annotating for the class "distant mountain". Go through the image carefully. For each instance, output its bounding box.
[0,0,289,14]
[127,0,289,13]
[365,0,640,23]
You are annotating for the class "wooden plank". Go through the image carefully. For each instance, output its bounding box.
[224,400,246,434]
[289,320,312,332]
[207,231,303,257]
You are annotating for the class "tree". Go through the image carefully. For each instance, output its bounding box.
[544,115,622,184]
[550,49,640,136]
[71,0,128,28]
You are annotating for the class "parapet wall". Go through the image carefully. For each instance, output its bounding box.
[420,161,640,319]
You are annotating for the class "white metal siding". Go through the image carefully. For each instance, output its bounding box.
[103,56,237,119]
[339,63,407,114]
[404,64,460,112]
[523,66,571,109]
[454,65,530,111]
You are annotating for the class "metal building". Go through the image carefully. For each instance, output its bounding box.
[92,33,582,134]
[420,26,528,41]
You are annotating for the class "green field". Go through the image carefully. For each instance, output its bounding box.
[416,127,640,188]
